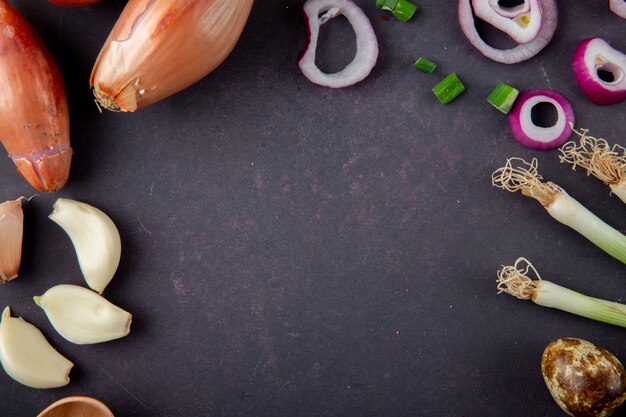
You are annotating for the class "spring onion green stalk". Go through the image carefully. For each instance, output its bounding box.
[375,0,417,22]
[487,83,519,114]
[432,73,465,104]
[559,127,626,205]
[413,57,437,73]
[497,257,626,328]
[492,158,626,265]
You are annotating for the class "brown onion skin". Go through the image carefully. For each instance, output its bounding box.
[90,0,254,112]
[0,0,71,192]
[542,338,626,417]
[47,0,100,6]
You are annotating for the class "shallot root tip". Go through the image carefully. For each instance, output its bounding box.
[559,127,626,186]
[491,158,559,206]
[92,88,120,113]
[496,257,540,299]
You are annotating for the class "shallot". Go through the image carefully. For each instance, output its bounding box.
[610,0,626,19]
[299,0,378,88]
[0,0,71,191]
[91,0,254,112]
[508,90,574,151]
[572,38,626,106]
[458,0,558,64]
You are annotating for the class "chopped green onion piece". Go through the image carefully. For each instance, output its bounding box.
[498,258,626,329]
[432,73,465,104]
[487,83,519,114]
[413,57,437,73]
[375,0,417,22]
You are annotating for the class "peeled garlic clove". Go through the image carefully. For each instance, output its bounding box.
[0,306,73,388]
[49,198,121,293]
[35,284,131,345]
[0,199,24,283]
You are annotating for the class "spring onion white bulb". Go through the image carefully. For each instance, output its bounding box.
[498,257,626,328]
[492,158,626,265]
[560,127,626,205]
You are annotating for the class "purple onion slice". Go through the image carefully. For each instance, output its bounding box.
[609,0,626,19]
[572,38,626,106]
[458,0,557,64]
[508,90,575,151]
[471,0,542,44]
[299,0,378,88]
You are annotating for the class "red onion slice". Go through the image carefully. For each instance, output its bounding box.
[572,38,626,106]
[508,90,575,151]
[458,0,557,64]
[299,0,378,88]
[471,0,542,44]
[609,0,626,19]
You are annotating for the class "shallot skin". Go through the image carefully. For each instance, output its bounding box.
[0,0,71,192]
[90,0,254,112]
[47,0,100,6]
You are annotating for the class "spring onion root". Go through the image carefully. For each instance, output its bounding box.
[559,127,626,205]
[492,158,626,265]
[497,257,626,328]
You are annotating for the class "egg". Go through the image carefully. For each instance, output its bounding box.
[542,338,626,417]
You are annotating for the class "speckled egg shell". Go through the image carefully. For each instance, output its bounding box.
[542,338,626,417]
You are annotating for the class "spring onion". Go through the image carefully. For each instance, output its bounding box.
[375,0,417,22]
[487,83,519,114]
[498,257,626,328]
[432,73,465,104]
[413,57,437,74]
[559,127,626,205]
[492,158,626,265]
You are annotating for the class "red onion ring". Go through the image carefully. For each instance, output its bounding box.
[458,0,558,64]
[508,90,575,151]
[299,0,378,88]
[609,0,626,19]
[572,38,626,106]
[471,0,542,44]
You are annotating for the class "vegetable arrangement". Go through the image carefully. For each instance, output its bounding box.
[0,0,621,415]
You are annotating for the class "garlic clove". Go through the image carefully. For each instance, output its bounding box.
[34,284,131,345]
[0,198,24,283]
[49,198,121,293]
[0,306,73,389]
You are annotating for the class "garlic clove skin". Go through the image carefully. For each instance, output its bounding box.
[34,284,132,345]
[0,307,73,389]
[49,198,121,293]
[0,199,24,283]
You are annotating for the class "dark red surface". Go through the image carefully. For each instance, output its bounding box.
[0,1,624,416]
